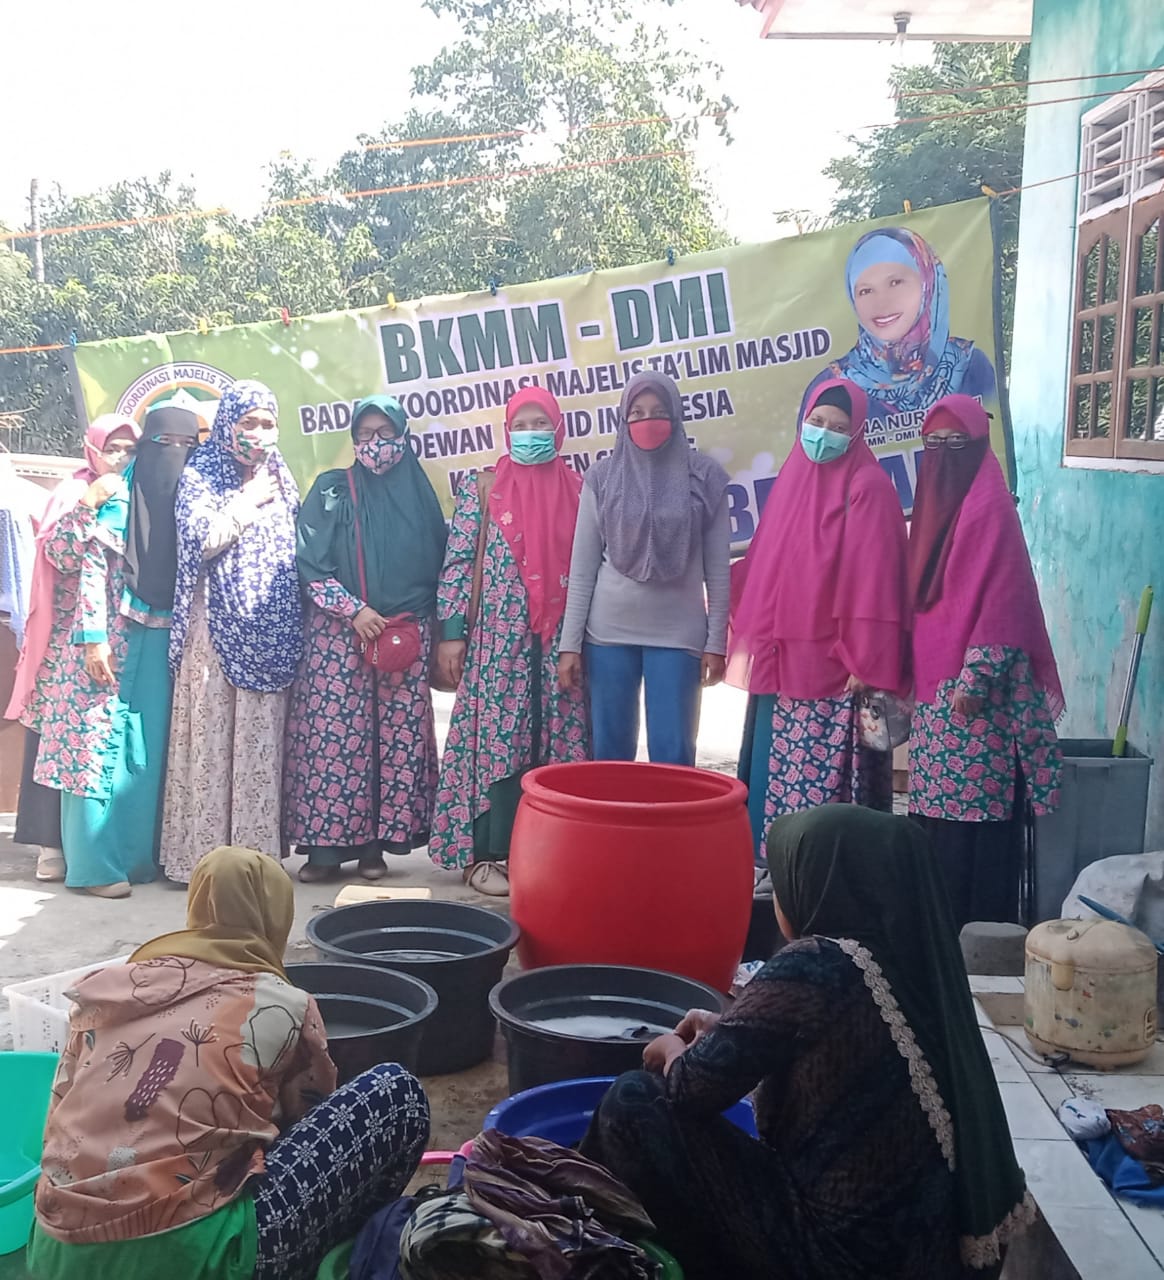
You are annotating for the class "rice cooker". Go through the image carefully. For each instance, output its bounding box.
[1024,918,1158,1068]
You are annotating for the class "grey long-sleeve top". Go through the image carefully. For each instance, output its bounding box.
[559,485,731,658]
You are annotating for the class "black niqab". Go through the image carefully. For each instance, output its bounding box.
[124,405,200,609]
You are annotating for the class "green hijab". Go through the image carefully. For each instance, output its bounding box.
[766,807,1028,1268]
[296,395,448,617]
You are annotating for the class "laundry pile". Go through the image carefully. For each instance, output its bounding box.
[347,1130,662,1280]
[1059,1099,1164,1206]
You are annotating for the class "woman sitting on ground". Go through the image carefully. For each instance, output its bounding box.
[582,806,1031,1280]
[30,845,430,1280]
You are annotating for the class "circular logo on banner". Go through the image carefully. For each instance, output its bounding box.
[115,362,235,430]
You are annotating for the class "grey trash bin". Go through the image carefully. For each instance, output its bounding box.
[1033,738,1154,923]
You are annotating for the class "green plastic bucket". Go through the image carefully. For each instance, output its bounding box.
[0,1052,59,1254]
[315,1238,353,1279]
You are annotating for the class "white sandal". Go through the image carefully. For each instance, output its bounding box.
[464,862,510,898]
[35,848,66,883]
[85,881,132,899]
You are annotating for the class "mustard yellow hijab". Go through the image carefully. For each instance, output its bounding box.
[131,846,294,980]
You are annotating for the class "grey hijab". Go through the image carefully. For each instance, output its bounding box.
[588,371,730,583]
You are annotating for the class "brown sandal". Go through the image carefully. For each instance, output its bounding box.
[298,863,338,884]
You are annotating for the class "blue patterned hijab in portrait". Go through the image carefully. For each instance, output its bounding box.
[834,228,976,415]
[168,380,303,692]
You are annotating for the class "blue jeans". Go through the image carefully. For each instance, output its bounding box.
[585,643,702,766]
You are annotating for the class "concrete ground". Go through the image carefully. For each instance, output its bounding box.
[0,685,750,1152]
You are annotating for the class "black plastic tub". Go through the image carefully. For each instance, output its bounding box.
[286,962,438,1083]
[306,901,520,1075]
[489,964,730,1093]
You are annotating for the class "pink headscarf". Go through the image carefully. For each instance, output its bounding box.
[911,395,1065,718]
[488,387,582,641]
[5,415,139,723]
[727,378,910,699]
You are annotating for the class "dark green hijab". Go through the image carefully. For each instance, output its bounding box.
[766,807,1029,1268]
[296,395,447,617]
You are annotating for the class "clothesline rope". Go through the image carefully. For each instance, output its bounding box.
[895,66,1163,101]
[357,108,732,154]
[3,136,1163,358]
[864,79,1159,131]
[0,146,690,245]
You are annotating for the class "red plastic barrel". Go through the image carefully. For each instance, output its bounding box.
[509,762,754,993]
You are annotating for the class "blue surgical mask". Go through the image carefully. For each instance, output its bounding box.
[509,429,557,466]
[800,421,852,464]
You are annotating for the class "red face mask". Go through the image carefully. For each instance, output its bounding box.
[628,417,673,451]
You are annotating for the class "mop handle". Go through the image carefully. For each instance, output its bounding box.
[1113,586,1154,758]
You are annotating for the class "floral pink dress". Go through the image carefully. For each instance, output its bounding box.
[909,644,1061,821]
[282,580,438,854]
[429,473,589,871]
[30,504,129,797]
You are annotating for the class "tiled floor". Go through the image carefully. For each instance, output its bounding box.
[972,978,1164,1277]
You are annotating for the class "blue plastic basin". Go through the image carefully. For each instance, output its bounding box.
[484,1074,758,1148]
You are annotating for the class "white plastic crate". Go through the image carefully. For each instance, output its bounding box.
[3,956,129,1053]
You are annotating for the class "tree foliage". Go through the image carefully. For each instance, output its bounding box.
[819,42,1028,354]
[1,0,730,455]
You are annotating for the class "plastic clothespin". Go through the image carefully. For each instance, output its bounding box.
[981,184,999,198]
[386,293,397,311]
[280,307,291,326]
[68,330,78,348]
[197,317,209,336]
[902,199,913,215]
[666,247,676,266]
[488,277,500,297]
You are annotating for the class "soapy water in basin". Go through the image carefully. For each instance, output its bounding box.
[527,1014,671,1040]
[365,948,461,962]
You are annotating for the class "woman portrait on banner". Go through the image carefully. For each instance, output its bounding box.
[728,378,910,867]
[429,387,588,898]
[160,381,303,885]
[5,416,141,885]
[283,395,447,884]
[558,371,730,768]
[32,405,200,897]
[908,394,1063,928]
[801,226,997,427]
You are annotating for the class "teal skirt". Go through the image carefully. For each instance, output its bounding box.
[61,623,172,887]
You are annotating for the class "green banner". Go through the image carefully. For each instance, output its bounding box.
[74,198,1006,544]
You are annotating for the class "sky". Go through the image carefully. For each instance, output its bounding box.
[0,0,932,248]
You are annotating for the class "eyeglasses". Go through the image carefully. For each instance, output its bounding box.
[355,427,400,443]
[922,435,971,451]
